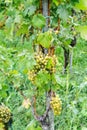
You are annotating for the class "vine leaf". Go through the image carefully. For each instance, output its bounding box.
[57,5,69,21]
[75,0,87,10]
[32,14,46,28]
[16,23,29,36]
[36,31,53,48]
[35,70,51,89]
[76,26,87,40]
[52,0,59,5]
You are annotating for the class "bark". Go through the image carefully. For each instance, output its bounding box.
[42,125,49,130]
[40,92,54,130]
[42,0,49,32]
[48,110,54,130]
[46,92,54,130]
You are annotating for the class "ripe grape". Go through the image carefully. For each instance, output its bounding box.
[50,95,62,115]
[28,52,58,83]
[0,105,11,123]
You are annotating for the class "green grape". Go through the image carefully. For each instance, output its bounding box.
[0,105,11,123]
[50,95,62,115]
[28,52,58,84]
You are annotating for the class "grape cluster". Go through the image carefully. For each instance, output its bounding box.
[28,52,57,83]
[50,95,62,115]
[0,105,11,123]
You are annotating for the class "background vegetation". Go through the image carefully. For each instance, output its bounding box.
[0,0,87,130]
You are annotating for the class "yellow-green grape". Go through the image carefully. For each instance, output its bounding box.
[28,52,58,83]
[34,52,46,68]
[45,54,57,73]
[52,55,57,66]
[45,55,50,61]
[50,67,56,73]
[0,105,11,123]
[35,64,41,71]
[28,70,36,83]
[34,52,43,63]
[50,95,62,115]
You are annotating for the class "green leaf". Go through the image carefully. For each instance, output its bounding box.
[35,127,42,130]
[0,91,7,98]
[5,17,13,27]
[70,0,79,4]
[35,70,51,88]
[26,120,42,130]
[52,0,59,6]
[2,84,8,91]
[16,23,29,36]
[28,6,36,16]
[75,0,87,10]
[57,5,69,21]
[32,14,46,28]
[24,6,36,16]
[63,39,72,47]
[76,26,87,40]
[36,31,52,48]
[46,58,53,69]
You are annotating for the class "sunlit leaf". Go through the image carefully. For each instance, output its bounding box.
[76,26,87,40]
[16,23,29,36]
[75,0,87,10]
[5,0,12,3]
[36,31,53,48]
[52,0,59,6]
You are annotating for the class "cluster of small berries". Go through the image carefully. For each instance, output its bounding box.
[50,95,62,115]
[0,105,11,123]
[28,52,57,83]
